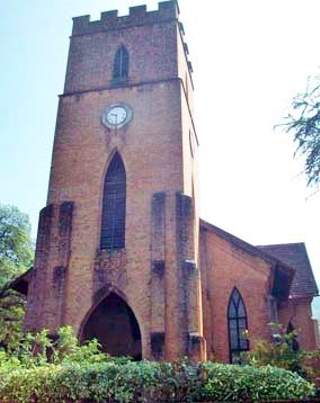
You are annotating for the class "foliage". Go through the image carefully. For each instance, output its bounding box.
[0,204,33,281]
[302,352,320,389]
[245,323,306,374]
[0,326,315,402]
[245,322,320,388]
[0,204,34,349]
[280,76,320,187]
[0,326,110,369]
[201,362,314,402]
[0,361,314,402]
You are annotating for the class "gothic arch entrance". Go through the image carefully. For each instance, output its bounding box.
[81,293,142,360]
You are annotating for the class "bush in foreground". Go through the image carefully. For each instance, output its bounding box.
[0,360,315,402]
[0,327,315,402]
[245,323,320,387]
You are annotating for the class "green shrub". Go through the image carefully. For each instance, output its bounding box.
[244,323,306,375]
[0,326,110,369]
[0,327,315,402]
[244,322,320,387]
[200,362,315,402]
[0,360,315,402]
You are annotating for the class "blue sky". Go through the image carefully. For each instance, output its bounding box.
[1,1,320,313]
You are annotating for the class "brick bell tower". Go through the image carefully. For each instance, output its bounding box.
[25,0,205,361]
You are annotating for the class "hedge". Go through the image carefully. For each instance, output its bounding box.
[0,360,315,402]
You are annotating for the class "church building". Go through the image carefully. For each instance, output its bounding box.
[13,0,319,363]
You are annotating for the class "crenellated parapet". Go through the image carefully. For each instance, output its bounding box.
[72,1,180,36]
[71,1,192,78]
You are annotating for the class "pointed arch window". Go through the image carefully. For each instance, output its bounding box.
[100,153,126,250]
[228,288,249,363]
[113,46,129,82]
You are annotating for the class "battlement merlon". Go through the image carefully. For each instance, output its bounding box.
[72,1,180,36]
[70,0,193,81]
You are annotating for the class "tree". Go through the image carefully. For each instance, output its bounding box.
[0,204,34,349]
[281,76,320,187]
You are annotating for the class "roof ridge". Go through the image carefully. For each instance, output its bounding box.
[257,242,305,248]
[200,219,294,273]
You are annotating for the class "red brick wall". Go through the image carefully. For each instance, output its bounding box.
[66,4,180,94]
[200,227,273,362]
[26,3,203,361]
[278,297,317,350]
[199,225,318,361]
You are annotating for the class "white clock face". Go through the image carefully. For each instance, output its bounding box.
[102,103,132,129]
[106,106,127,126]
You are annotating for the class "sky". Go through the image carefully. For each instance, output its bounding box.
[1,1,320,312]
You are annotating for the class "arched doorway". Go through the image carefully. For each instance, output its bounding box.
[81,293,142,360]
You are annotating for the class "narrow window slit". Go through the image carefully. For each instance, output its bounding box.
[113,46,129,82]
[100,153,126,250]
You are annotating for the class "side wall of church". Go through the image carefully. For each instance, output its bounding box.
[278,297,317,350]
[200,227,273,362]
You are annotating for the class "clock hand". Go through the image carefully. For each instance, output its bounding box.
[111,113,118,124]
